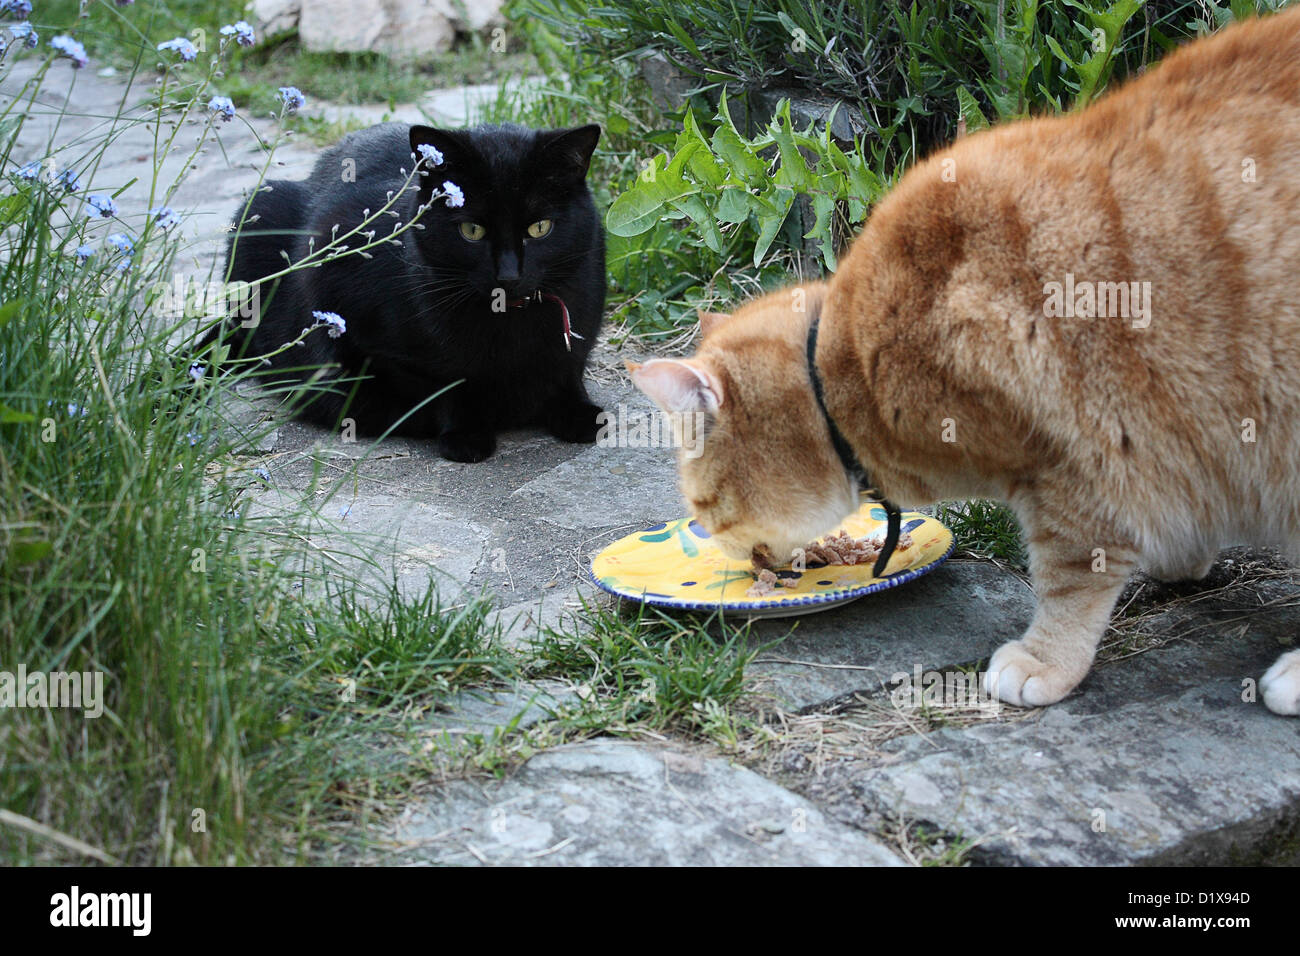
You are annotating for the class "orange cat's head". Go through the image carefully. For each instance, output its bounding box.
[629,283,857,564]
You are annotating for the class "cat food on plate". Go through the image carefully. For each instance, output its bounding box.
[745,568,799,598]
[805,530,914,566]
[744,530,916,596]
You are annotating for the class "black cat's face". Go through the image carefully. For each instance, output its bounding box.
[407,123,601,302]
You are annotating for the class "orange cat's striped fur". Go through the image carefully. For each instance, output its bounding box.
[631,7,1300,715]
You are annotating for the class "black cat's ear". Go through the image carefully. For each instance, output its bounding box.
[409,126,466,177]
[538,125,601,180]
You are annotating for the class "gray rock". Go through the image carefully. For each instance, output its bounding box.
[300,0,454,57]
[215,387,281,454]
[250,0,300,40]
[510,440,681,532]
[390,738,905,865]
[747,560,1036,711]
[427,680,578,736]
[637,53,869,142]
[298,0,506,59]
[814,577,1300,865]
[638,52,704,112]
[750,89,870,142]
[421,81,536,128]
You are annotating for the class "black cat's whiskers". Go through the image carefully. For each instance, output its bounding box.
[404,277,478,301]
[542,248,598,281]
[408,284,482,316]
[405,275,579,349]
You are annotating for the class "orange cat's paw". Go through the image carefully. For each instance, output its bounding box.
[984,641,1083,708]
[1261,650,1300,716]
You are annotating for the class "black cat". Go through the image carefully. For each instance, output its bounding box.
[214,122,605,462]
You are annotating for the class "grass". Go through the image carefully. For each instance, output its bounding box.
[216,39,539,117]
[886,818,988,867]
[936,500,1028,568]
[297,580,511,707]
[0,243,517,858]
[526,601,768,744]
[0,10,536,864]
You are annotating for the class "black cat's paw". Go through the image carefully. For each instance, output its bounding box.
[546,401,603,444]
[436,429,496,463]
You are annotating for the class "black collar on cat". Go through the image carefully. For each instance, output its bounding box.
[805,314,902,579]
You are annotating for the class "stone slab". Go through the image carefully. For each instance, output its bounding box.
[746,559,1036,712]
[814,577,1300,865]
[427,680,578,736]
[389,738,906,865]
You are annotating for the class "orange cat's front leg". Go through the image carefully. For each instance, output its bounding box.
[984,526,1137,707]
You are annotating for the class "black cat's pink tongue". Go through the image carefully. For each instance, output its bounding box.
[510,291,583,351]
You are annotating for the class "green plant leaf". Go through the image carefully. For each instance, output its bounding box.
[805,191,838,271]
[8,539,52,565]
[1054,0,1144,106]
[710,123,766,182]
[0,297,25,329]
[753,187,794,267]
[768,102,815,191]
[0,193,26,227]
[0,402,36,424]
[685,143,725,188]
[669,194,724,253]
[826,139,882,202]
[956,86,991,133]
[1044,34,1077,70]
[714,187,753,225]
[605,155,697,237]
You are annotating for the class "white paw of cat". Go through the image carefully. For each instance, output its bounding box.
[1261,650,1300,716]
[984,641,1081,708]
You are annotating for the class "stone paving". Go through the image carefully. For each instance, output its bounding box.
[8,54,1300,867]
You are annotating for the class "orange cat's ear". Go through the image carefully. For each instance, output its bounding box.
[697,310,729,337]
[629,358,723,415]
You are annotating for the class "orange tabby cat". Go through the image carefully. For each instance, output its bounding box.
[631,8,1300,716]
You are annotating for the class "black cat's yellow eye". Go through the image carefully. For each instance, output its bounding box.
[459,222,487,241]
[526,219,553,239]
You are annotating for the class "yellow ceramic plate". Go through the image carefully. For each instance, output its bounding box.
[589,504,954,618]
